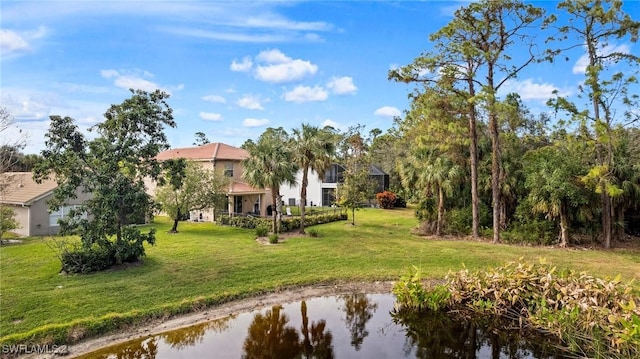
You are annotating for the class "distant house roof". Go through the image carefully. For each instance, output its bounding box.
[0,172,57,206]
[369,165,388,176]
[157,143,248,161]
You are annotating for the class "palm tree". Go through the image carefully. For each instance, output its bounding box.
[524,145,588,247]
[243,127,298,233]
[399,148,460,236]
[291,124,336,234]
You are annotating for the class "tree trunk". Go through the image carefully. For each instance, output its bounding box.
[487,65,501,244]
[299,165,309,234]
[351,207,355,226]
[601,189,612,249]
[489,115,502,243]
[272,190,278,234]
[559,205,569,248]
[169,208,180,233]
[614,205,625,241]
[467,75,480,239]
[436,186,444,236]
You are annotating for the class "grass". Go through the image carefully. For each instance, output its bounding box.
[1,207,639,346]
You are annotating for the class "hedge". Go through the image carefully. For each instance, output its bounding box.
[217,212,347,231]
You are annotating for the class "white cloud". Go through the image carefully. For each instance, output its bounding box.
[256,49,291,63]
[242,16,334,32]
[501,79,572,101]
[321,119,341,129]
[237,94,269,110]
[243,118,270,127]
[254,49,318,83]
[327,76,357,95]
[283,85,328,103]
[374,106,401,118]
[230,56,253,72]
[101,69,163,93]
[202,94,226,103]
[0,29,30,54]
[572,43,631,74]
[199,112,223,121]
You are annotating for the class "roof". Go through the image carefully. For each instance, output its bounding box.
[0,172,58,205]
[228,180,267,195]
[157,143,248,161]
[369,165,388,176]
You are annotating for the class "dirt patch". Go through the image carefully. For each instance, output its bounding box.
[51,281,395,358]
[255,231,310,245]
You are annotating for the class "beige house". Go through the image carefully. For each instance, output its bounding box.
[0,172,89,237]
[155,143,272,221]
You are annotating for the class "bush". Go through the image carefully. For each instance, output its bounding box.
[307,228,319,237]
[394,196,407,208]
[376,191,397,209]
[55,227,154,274]
[268,234,279,244]
[255,226,269,237]
[218,212,347,231]
[444,203,491,235]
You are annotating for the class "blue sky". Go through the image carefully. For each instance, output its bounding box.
[1,1,638,154]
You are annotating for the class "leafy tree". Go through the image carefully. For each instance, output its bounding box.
[547,0,640,248]
[33,89,175,271]
[156,160,229,233]
[336,127,376,226]
[193,131,210,146]
[0,108,27,196]
[291,124,336,234]
[390,33,483,239]
[0,205,19,242]
[451,0,545,243]
[242,127,298,233]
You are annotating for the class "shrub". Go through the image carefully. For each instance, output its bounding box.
[307,228,319,237]
[218,212,347,231]
[444,203,491,235]
[394,196,407,208]
[443,260,640,358]
[255,226,269,237]
[376,191,397,209]
[54,227,154,274]
[268,234,279,244]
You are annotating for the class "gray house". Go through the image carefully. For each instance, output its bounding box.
[0,172,88,237]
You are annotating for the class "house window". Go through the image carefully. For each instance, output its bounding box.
[49,205,86,227]
[288,198,296,206]
[322,188,336,207]
[224,163,234,177]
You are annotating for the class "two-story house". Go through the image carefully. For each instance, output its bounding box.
[154,143,272,221]
[280,164,389,207]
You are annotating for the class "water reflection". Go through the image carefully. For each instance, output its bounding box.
[340,294,377,351]
[78,294,571,358]
[392,308,568,359]
[242,301,334,359]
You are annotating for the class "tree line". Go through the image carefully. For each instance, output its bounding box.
[382,0,639,248]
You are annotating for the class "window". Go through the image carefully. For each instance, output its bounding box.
[322,188,336,207]
[224,163,234,177]
[49,205,87,227]
[288,198,296,206]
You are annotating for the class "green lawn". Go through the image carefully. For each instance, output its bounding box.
[1,207,639,345]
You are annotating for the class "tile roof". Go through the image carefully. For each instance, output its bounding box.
[0,172,58,205]
[157,143,248,161]
[228,180,267,194]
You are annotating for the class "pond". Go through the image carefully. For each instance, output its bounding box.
[76,293,570,358]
